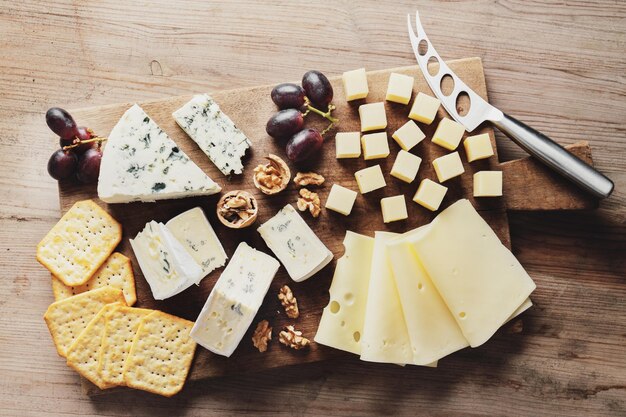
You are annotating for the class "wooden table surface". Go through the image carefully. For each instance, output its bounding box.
[1,1,624,416]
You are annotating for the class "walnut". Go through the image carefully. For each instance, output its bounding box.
[253,154,291,195]
[216,190,258,229]
[252,320,272,352]
[296,188,321,218]
[279,325,310,350]
[278,285,299,319]
[293,171,325,187]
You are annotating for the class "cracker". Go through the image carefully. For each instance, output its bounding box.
[99,306,153,386]
[66,302,124,390]
[37,199,122,286]
[51,252,137,306]
[43,287,126,357]
[123,311,196,397]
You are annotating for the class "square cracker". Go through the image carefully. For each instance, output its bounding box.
[99,306,153,386]
[66,302,124,390]
[37,199,122,286]
[51,252,136,306]
[44,287,126,357]
[123,311,197,397]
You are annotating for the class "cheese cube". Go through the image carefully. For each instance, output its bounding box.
[335,132,361,159]
[355,165,386,194]
[409,92,441,125]
[413,179,448,211]
[385,73,414,105]
[463,133,494,162]
[361,132,390,160]
[325,184,358,216]
[381,195,408,223]
[432,117,465,151]
[359,102,387,132]
[342,68,369,101]
[390,150,421,183]
[392,120,425,151]
[473,171,503,197]
[432,152,465,182]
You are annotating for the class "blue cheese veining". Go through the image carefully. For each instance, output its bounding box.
[172,94,252,175]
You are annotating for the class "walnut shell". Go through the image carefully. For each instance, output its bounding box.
[253,154,291,195]
[216,190,258,229]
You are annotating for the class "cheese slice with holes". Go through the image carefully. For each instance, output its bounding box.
[408,199,536,347]
[314,231,374,355]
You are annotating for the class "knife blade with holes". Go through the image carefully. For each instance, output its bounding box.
[407,11,613,199]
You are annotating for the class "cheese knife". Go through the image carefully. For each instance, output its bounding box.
[407,11,614,199]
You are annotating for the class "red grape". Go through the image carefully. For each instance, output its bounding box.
[302,71,333,110]
[47,149,78,180]
[271,83,306,109]
[46,107,78,140]
[266,109,304,140]
[286,128,323,162]
[76,147,102,184]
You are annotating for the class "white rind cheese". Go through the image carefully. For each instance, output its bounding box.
[190,242,279,357]
[257,204,333,282]
[129,221,203,300]
[166,207,227,281]
[173,94,252,176]
[98,104,221,203]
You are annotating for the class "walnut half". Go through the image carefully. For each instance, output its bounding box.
[216,190,258,229]
[296,188,321,218]
[253,154,291,195]
[252,320,272,352]
[279,325,310,350]
[293,171,325,187]
[278,285,299,319]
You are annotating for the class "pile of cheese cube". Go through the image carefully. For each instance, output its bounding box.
[324,68,502,223]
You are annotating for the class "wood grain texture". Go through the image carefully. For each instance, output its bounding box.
[0,0,624,416]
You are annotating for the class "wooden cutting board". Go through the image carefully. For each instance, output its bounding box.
[59,57,596,394]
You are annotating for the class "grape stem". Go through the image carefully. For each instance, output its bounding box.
[62,137,107,151]
[305,104,339,124]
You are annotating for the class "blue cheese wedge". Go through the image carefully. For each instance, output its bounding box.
[190,242,279,357]
[165,207,227,281]
[98,104,221,203]
[129,221,203,300]
[257,204,333,282]
[173,94,252,175]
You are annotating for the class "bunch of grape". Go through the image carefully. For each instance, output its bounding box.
[266,70,338,163]
[46,107,104,183]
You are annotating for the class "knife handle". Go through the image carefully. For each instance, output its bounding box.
[491,113,614,199]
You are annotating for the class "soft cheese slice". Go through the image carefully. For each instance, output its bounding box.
[387,227,469,365]
[173,94,252,175]
[98,104,221,203]
[129,221,203,300]
[190,242,279,357]
[408,199,536,347]
[257,204,333,282]
[314,231,374,355]
[165,207,227,281]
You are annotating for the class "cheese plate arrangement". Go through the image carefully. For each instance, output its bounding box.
[36,14,609,397]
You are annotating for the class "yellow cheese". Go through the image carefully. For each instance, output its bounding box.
[463,133,494,162]
[473,171,503,197]
[361,132,390,160]
[381,195,408,223]
[354,165,386,194]
[335,132,361,159]
[432,151,465,182]
[359,102,387,132]
[342,68,369,101]
[325,184,358,216]
[314,231,374,355]
[413,179,447,211]
[408,199,536,347]
[432,117,465,150]
[385,73,414,105]
[390,150,421,183]
[409,92,441,125]
[391,120,425,151]
[387,228,469,365]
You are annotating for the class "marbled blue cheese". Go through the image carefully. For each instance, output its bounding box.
[190,242,279,357]
[97,104,221,204]
[129,221,204,300]
[173,94,252,175]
